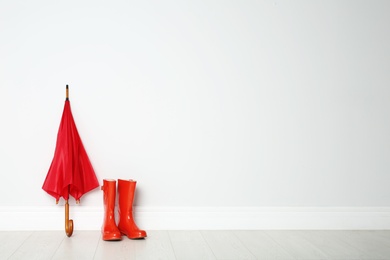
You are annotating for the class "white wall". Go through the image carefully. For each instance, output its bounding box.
[1,0,390,229]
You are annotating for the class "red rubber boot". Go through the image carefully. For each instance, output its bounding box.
[101,179,122,241]
[117,179,147,239]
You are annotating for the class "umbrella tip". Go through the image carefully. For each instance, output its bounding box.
[66,85,69,100]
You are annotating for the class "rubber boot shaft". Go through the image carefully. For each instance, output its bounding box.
[117,179,147,239]
[101,179,122,241]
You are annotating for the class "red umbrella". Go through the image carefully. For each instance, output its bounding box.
[42,85,99,237]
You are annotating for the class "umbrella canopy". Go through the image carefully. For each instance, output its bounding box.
[42,86,99,203]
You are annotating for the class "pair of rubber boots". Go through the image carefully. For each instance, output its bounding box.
[101,179,147,241]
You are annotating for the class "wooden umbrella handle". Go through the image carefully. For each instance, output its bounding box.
[65,200,73,237]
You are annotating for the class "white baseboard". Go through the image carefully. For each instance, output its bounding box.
[0,206,389,230]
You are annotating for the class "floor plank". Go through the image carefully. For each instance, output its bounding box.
[94,230,176,260]
[332,230,390,259]
[201,230,256,260]
[169,230,216,260]
[0,231,32,259]
[52,230,100,260]
[93,234,136,260]
[265,230,329,259]
[295,231,370,260]
[134,230,176,260]
[376,230,390,239]
[8,231,65,260]
[94,237,138,259]
[234,230,295,260]
[3,230,390,260]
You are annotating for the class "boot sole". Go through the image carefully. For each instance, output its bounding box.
[121,232,147,239]
[103,238,122,241]
[102,235,122,241]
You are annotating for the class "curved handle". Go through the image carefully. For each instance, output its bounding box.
[65,200,73,237]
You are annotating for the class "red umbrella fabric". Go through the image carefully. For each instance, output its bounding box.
[42,86,99,203]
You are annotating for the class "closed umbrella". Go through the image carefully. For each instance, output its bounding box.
[42,85,99,237]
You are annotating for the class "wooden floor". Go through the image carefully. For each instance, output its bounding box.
[1,230,390,259]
